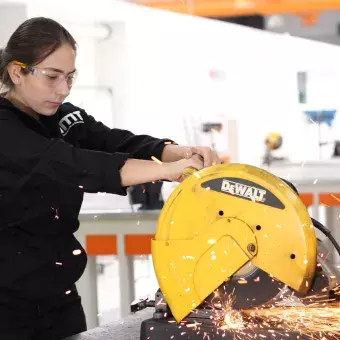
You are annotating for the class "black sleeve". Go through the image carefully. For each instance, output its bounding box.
[61,103,175,161]
[0,115,130,196]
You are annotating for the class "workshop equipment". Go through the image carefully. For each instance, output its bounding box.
[128,181,164,211]
[202,122,223,150]
[201,122,230,164]
[262,132,286,166]
[131,163,340,339]
[304,110,337,160]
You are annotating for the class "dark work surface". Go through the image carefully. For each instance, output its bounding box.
[64,309,153,340]
[140,318,312,340]
[65,309,312,340]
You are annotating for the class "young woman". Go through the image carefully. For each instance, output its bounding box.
[0,17,220,340]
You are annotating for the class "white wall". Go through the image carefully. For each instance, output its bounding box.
[116,5,340,165]
[0,3,27,48]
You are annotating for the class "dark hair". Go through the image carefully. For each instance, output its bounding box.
[0,17,77,92]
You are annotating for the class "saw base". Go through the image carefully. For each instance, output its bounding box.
[140,318,311,340]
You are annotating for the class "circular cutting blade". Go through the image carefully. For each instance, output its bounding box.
[204,263,285,310]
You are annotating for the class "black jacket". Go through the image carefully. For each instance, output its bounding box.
[0,97,172,300]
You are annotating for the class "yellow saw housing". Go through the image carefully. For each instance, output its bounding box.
[151,163,317,322]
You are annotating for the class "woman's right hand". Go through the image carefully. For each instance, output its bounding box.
[164,154,205,182]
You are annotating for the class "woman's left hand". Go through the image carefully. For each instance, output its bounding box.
[184,146,221,167]
[162,144,221,167]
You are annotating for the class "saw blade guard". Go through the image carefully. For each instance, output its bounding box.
[151,163,317,322]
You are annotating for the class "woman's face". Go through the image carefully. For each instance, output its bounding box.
[9,44,76,116]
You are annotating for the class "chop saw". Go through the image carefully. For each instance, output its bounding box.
[131,163,340,339]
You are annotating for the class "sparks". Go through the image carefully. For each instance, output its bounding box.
[221,310,244,330]
[193,172,201,179]
[174,285,340,340]
[73,249,82,256]
[151,156,163,164]
[51,207,59,220]
[331,194,340,204]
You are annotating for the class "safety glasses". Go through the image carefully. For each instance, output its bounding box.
[14,61,77,88]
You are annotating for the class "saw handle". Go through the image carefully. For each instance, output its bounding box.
[181,166,198,180]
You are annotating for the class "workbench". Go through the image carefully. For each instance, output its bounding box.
[64,309,153,340]
[64,309,312,340]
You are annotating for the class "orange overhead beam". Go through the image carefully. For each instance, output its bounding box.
[134,0,340,17]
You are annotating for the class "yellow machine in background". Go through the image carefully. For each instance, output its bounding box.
[265,132,283,151]
[263,132,286,166]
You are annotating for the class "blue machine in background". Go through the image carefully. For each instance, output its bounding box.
[304,110,337,127]
[304,110,337,159]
